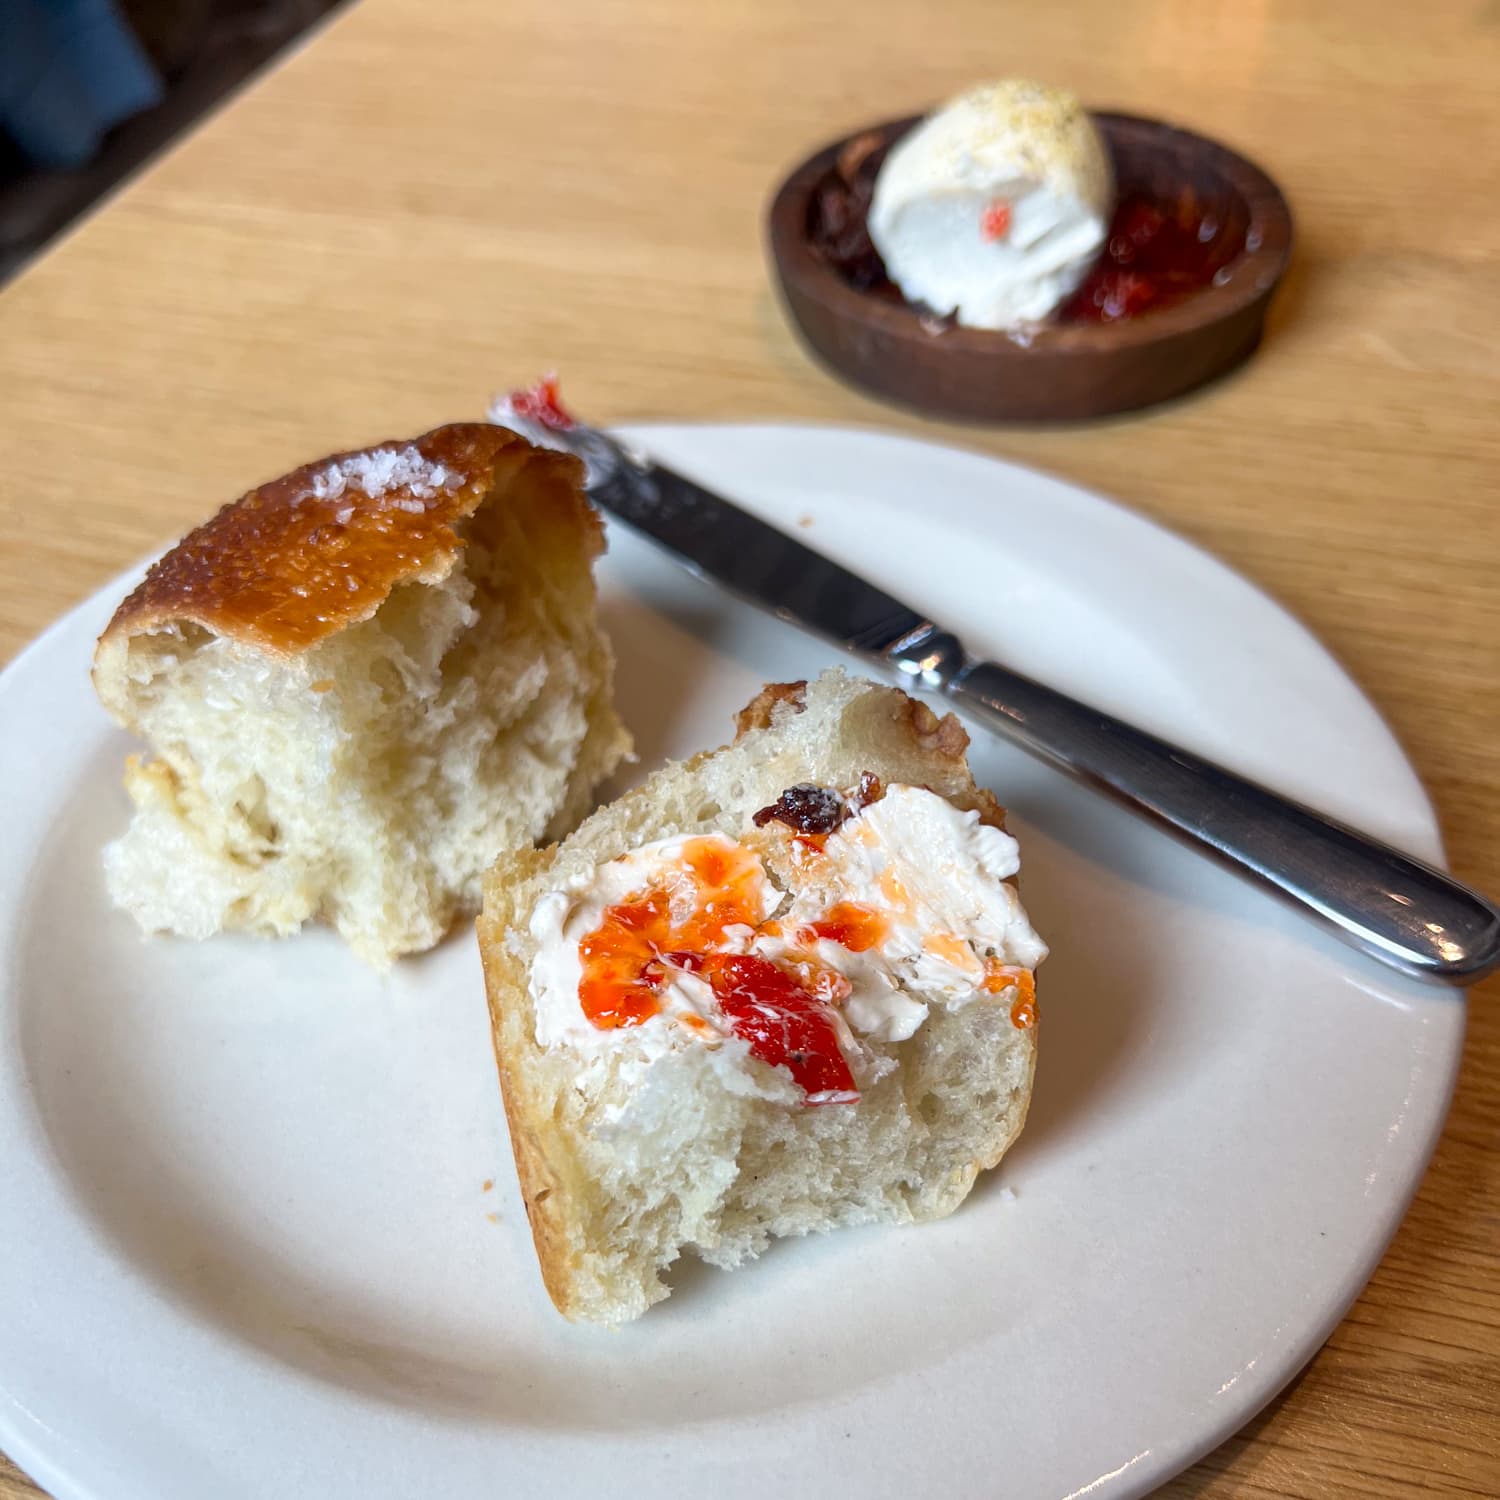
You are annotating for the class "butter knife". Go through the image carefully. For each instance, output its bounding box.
[489,396,1500,986]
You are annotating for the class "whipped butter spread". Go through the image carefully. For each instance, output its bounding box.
[528,781,1046,1107]
[868,80,1113,330]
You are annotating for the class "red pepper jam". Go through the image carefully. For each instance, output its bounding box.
[1057,190,1244,323]
[693,953,858,1102]
[800,901,889,953]
[576,838,765,1029]
[574,837,858,1104]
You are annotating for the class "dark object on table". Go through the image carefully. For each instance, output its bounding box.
[768,112,1293,422]
[0,1,343,286]
[0,1,164,170]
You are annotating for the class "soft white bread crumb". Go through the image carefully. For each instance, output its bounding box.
[93,423,630,968]
[477,670,1039,1323]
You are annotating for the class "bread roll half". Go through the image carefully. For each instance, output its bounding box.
[94,422,630,967]
[479,670,1044,1323]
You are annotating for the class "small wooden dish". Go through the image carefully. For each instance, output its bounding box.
[767,112,1293,422]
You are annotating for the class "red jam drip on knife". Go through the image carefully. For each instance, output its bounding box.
[506,374,576,430]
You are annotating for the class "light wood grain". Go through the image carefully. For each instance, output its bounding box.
[1,0,1497,1495]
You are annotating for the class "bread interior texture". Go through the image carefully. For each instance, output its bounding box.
[102,462,625,967]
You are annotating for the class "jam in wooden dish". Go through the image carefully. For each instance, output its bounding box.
[809,127,1248,326]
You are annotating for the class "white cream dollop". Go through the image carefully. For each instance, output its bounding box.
[762,785,1048,1040]
[525,786,1047,1096]
[868,80,1113,330]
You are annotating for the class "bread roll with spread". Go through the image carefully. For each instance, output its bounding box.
[478,670,1045,1324]
[94,423,631,968]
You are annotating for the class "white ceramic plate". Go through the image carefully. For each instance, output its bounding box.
[0,426,1463,1500]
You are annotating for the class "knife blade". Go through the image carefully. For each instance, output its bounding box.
[488,393,1500,986]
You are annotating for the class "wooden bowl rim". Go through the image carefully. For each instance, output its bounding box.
[767,110,1294,357]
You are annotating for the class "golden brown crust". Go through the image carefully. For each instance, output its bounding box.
[735,678,1006,829]
[735,678,971,762]
[494,1016,583,1318]
[98,423,592,658]
[734,679,807,738]
[973,1012,1037,1176]
[477,848,593,1322]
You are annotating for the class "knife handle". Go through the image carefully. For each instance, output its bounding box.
[893,632,1500,984]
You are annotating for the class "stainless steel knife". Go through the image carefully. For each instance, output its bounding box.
[489,398,1500,986]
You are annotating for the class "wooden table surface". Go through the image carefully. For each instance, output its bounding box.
[1,0,1496,1494]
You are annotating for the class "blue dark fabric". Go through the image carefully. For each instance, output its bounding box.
[0,0,164,168]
